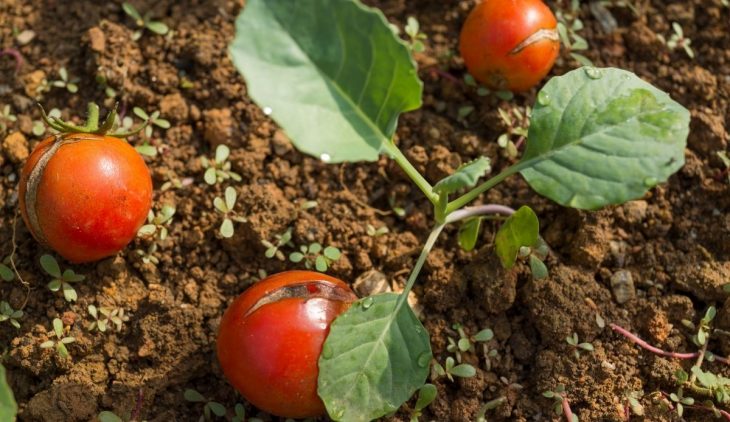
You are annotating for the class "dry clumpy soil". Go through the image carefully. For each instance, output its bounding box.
[1,0,729,421]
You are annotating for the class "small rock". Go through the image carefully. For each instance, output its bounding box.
[623,200,648,224]
[2,131,29,163]
[16,29,36,45]
[352,270,391,297]
[159,93,189,121]
[203,108,233,148]
[271,130,293,156]
[610,270,636,304]
[22,69,46,98]
[87,27,106,52]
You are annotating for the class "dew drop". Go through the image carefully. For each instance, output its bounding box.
[263,106,273,115]
[643,177,657,187]
[537,91,551,106]
[414,326,423,334]
[321,343,334,359]
[584,67,603,79]
[417,352,431,368]
[320,153,331,163]
[361,297,374,309]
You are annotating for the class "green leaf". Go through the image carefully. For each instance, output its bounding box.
[474,328,494,342]
[122,2,142,21]
[98,411,123,422]
[457,218,481,252]
[47,280,61,292]
[414,384,437,411]
[225,187,237,211]
[220,219,234,238]
[62,283,78,302]
[184,389,206,403]
[0,264,14,282]
[433,157,491,195]
[0,364,17,422]
[315,255,328,272]
[520,67,689,210]
[289,252,305,263]
[229,0,423,163]
[204,167,217,185]
[449,363,476,378]
[495,206,539,269]
[529,255,549,279]
[208,402,227,417]
[138,224,157,236]
[318,293,431,421]
[40,254,61,278]
[146,21,169,35]
[323,246,341,261]
[135,144,157,157]
[62,269,84,282]
[215,144,230,163]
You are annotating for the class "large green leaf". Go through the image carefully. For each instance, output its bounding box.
[230,0,422,163]
[495,206,539,269]
[318,293,431,421]
[0,364,17,422]
[520,67,689,210]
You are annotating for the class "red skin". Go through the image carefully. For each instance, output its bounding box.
[459,0,560,93]
[19,134,152,263]
[217,271,357,419]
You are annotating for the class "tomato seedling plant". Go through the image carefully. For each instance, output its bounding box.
[228,0,690,420]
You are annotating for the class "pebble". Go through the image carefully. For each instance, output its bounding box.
[352,270,391,297]
[610,270,636,304]
[2,131,29,163]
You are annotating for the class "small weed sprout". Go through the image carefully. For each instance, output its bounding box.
[32,108,62,136]
[41,254,85,302]
[543,385,578,422]
[366,224,389,237]
[87,305,128,333]
[556,0,594,66]
[289,243,342,272]
[214,187,247,238]
[432,356,476,382]
[624,390,645,416]
[0,256,14,282]
[0,104,17,134]
[138,204,176,241]
[409,383,437,422]
[49,67,79,93]
[388,193,406,218]
[658,22,694,59]
[447,323,495,364]
[183,389,227,422]
[565,332,594,359]
[463,74,513,100]
[95,74,117,98]
[669,385,695,417]
[133,107,170,138]
[476,397,508,422]
[122,2,170,40]
[201,145,242,185]
[682,306,716,346]
[496,106,531,159]
[40,318,75,358]
[262,227,293,260]
[404,17,427,53]
[0,301,23,328]
[136,243,159,265]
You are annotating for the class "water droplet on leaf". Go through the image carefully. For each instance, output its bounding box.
[417,352,431,367]
[263,106,273,115]
[584,67,603,79]
[320,153,331,162]
[361,297,374,309]
[537,91,551,106]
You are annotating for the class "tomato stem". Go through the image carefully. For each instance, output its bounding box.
[38,102,150,138]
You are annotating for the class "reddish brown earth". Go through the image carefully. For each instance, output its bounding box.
[1,0,729,421]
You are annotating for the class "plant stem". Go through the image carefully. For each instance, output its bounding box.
[446,161,529,213]
[0,48,24,73]
[610,323,698,359]
[689,336,709,385]
[562,396,574,422]
[445,204,516,224]
[9,209,30,310]
[382,141,438,205]
[395,223,445,309]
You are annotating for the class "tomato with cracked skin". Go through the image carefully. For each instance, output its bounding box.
[217,271,358,418]
[19,133,153,263]
[459,0,560,93]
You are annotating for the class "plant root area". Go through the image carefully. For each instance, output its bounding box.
[1,0,729,421]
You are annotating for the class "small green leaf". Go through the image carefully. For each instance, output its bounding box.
[0,264,14,282]
[204,167,217,185]
[213,197,228,213]
[457,218,481,252]
[449,363,476,378]
[474,329,494,342]
[318,293,431,421]
[138,224,157,236]
[40,254,61,278]
[52,318,63,337]
[229,0,423,163]
[47,280,61,292]
[98,411,124,422]
[521,67,689,210]
[529,255,549,279]
[184,389,206,403]
[414,384,437,411]
[208,402,227,417]
[215,144,230,163]
[578,342,594,351]
[122,2,142,20]
[323,246,341,261]
[309,243,323,254]
[0,364,17,422]
[457,338,471,352]
[220,219,234,238]
[289,252,305,263]
[495,206,539,269]
[432,157,491,196]
[62,269,84,282]
[62,283,78,302]
[225,187,237,211]
[315,255,328,272]
[133,107,149,120]
[146,21,169,35]
[135,144,157,157]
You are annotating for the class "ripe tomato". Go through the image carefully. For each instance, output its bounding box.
[459,0,560,93]
[19,133,153,263]
[217,271,357,418]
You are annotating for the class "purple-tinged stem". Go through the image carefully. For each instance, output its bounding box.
[610,323,698,359]
[562,396,574,422]
[445,204,515,224]
[0,48,24,73]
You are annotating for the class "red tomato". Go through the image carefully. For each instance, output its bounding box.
[459,0,560,93]
[217,271,357,418]
[19,133,153,263]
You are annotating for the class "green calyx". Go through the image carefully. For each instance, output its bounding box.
[39,102,149,138]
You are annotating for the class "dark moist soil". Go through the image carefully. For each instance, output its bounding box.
[1,0,729,421]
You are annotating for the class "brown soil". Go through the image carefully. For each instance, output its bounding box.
[1,0,729,421]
